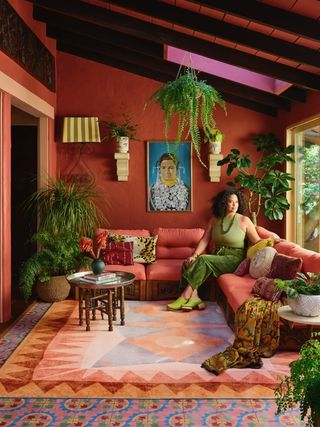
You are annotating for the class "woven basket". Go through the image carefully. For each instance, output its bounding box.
[288,294,320,317]
[36,275,71,302]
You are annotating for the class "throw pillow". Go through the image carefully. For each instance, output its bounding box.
[234,258,250,276]
[108,233,158,263]
[100,241,134,265]
[247,238,275,259]
[249,246,277,279]
[268,253,303,280]
[252,277,283,302]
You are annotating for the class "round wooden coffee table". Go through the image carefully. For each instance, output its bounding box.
[67,271,135,331]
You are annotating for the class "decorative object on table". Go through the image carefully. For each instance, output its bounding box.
[19,179,107,301]
[204,127,224,154]
[80,271,118,284]
[275,272,320,317]
[275,332,320,427]
[148,67,226,167]
[100,113,137,153]
[80,231,108,274]
[217,133,295,223]
[147,141,192,212]
[19,230,89,302]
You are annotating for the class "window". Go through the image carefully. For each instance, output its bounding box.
[287,117,320,251]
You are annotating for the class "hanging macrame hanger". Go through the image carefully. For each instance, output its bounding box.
[175,49,191,79]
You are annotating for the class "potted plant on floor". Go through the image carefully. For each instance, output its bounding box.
[148,67,226,166]
[275,332,320,427]
[217,133,295,223]
[100,113,137,153]
[275,272,320,317]
[19,178,107,301]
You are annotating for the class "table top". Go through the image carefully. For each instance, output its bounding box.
[67,270,136,289]
[278,305,320,326]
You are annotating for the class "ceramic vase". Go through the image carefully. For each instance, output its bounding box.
[117,136,129,153]
[91,258,105,275]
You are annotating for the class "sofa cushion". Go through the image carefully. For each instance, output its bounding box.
[247,238,275,259]
[252,277,282,302]
[256,226,280,240]
[234,258,250,276]
[100,242,134,265]
[108,233,158,263]
[146,259,184,281]
[268,253,302,280]
[104,262,146,280]
[249,246,277,278]
[218,274,256,312]
[152,227,204,259]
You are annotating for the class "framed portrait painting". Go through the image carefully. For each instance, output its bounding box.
[147,141,192,212]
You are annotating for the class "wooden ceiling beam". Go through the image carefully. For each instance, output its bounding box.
[106,0,320,69]
[188,0,320,42]
[28,0,320,91]
[57,40,278,117]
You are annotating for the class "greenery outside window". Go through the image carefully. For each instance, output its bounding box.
[287,117,320,251]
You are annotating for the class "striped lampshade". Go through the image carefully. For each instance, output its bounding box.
[62,117,101,143]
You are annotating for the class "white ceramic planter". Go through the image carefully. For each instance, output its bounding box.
[117,136,129,153]
[288,294,320,317]
[209,140,222,154]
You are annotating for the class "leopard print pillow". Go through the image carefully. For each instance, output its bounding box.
[108,233,158,263]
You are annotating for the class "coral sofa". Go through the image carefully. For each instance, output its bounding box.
[100,227,205,300]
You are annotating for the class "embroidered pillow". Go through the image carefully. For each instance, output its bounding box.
[108,233,158,263]
[234,258,250,276]
[100,241,134,265]
[268,253,303,280]
[252,277,282,302]
[247,238,275,260]
[249,246,277,279]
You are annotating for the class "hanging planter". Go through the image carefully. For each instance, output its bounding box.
[149,68,226,166]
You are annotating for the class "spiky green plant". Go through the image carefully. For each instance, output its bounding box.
[149,68,226,166]
[19,230,90,301]
[23,178,107,238]
[275,333,320,427]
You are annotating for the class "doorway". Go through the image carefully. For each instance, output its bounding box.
[11,108,38,299]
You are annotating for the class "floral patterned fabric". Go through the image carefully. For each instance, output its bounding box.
[201,297,282,375]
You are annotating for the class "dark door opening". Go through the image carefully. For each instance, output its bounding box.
[11,125,38,299]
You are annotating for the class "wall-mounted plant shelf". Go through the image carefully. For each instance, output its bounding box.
[208,153,223,182]
[114,152,130,181]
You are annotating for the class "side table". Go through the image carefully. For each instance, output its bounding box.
[67,271,135,331]
[278,305,320,350]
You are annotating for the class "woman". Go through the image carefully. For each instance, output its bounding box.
[149,153,190,211]
[167,189,260,311]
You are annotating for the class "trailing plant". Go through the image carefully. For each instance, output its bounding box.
[217,133,295,223]
[24,178,107,238]
[149,67,226,166]
[275,272,320,298]
[101,113,138,140]
[19,230,90,301]
[275,332,320,427]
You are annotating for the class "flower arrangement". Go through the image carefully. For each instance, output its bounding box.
[275,272,320,298]
[80,230,108,260]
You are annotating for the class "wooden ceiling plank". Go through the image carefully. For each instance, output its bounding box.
[187,0,320,42]
[28,0,320,91]
[106,0,320,68]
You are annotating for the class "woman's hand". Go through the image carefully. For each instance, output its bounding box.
[184,255,198,266]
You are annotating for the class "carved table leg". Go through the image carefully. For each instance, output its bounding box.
[107,290,113,331]
[79,287,83,326]
[120,286,125,326]
[85,290,91,331]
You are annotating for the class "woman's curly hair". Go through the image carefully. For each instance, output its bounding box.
[212,189,247,218]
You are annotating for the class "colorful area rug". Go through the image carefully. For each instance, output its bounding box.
[0,300,298,399]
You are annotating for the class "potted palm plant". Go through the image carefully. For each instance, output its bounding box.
[148,67,226,166]
[100,113,137,153]
[217,133,295,223]
[19,178,107,301]
[275,272,320,317]
[275,332,320,427]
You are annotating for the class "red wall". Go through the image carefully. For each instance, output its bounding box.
[56,52,281,232]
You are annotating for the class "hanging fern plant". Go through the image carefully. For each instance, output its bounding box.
[149,68,226,166]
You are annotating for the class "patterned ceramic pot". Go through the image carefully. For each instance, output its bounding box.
[117,136,129,153]
[288,294,320,317]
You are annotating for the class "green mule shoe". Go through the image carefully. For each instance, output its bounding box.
[167,297,188,311]
[181,297,205,312]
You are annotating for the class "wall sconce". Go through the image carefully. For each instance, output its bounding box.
[62,117,101,143]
